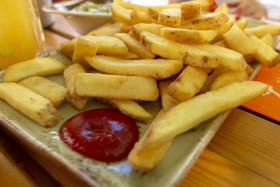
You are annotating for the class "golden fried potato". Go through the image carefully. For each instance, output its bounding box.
[214,3,229,16]
[168,66,208,102]
[161,27,218,43]
[75,73,159,101]
[3,57,67,83]
[98,98,152,120]
[141,31,220,68]
[147,7,159,21]
[236,18,248,30]
[223,24,257,55]
[132,23,164,39]
[19,76,67,107]
[244,24,280,38]
[87,22,122,36]
[130,9,156,24]
[111,3,131,23]
[180,1,200,20]
[72,36,98,68]
[93,36,129,56]
[85,56,183,79]
[63,63,90,110]
[260,34,274,48]
[210,71,249,90]
[158,8,181,27]
[0,83,59,127]
[60,38,77,57]
[139,81,268,152]
[128,109,171,170]
[159,79,179,111]
[114,33,155,59]
[250,35,279,67]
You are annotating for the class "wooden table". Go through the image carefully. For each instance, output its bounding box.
[0,15,280,187]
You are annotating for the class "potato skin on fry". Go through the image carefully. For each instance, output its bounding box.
[75,73,159,101]
[0,83,59,127]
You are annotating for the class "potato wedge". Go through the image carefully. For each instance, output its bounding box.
[213,16,235,41]
[139,81,268,152]
[132,23,164,39]
[0,83,59,127]
[85,55,183,79]
[214,3,229,16]
[60,38,77,56]
[93,36,129,56]
[75,73,159,101]
[19,76,68,107]
[98,98,152,120]
[111,3,131,23]
[140,31,220,68]
[114,0,148,12]
[87,22,122,36]
[181,12,229,30]
[128,109,172,170]
[114,33,155,59]
[180,1,201,20]
[3,57,67,83]
[168,66,208,102]
[210,71,249,90]
[244,24,280,38]
[158,8,181,27]
[72,36,98,68]
[159,79,179,111]
[120,23,132,33]
[161,27,217,43]
[250,35,279,67]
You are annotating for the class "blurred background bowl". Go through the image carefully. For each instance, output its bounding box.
[42,0,114,35]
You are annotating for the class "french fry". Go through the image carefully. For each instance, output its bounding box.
[213,16,235,42]
[159,79,179,111]
[250,35,279,67]
[193,43,247,71]
[236,18,248,30]
[180,1,201,19]
[75,73,159,101]
[244,24,280,38]
[214,3,229,16]
[92,36,129,56]
[260,34,274,47]
[213,40,229,48]
[168,66,208,102]
[60,38,77,56]
[85,55,183,79]
[128,109,172,170]
[223,24,257,55]
[114,33,155,59]
[131,9,156,24]
[98,98,152,120]
[210,71,249,90]
[87,22,122,36]
[3,57,67,83]
[120,23,132,33]
[112,52,139,60]
[140,31,220,68]
[195,0,217,11]
[147,7,159,21]
[0,83,59,127]
[72,36,98,68]
[138,81,268,152]
[19,76,68,107]
[132,23,164,39]
[158,8,181,27]
[181,12,229,30]
[161,27,218,43]
[63,63,90,110]
[114,0,148,12]
[111,3,131,23]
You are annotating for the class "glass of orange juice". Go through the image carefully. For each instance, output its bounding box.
[0,0,46,70]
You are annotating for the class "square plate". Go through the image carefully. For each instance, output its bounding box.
[0,23,263,186]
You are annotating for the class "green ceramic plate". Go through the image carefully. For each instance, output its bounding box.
[0,19,263,186]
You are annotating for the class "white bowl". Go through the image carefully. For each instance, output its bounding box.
[42,2,114,35]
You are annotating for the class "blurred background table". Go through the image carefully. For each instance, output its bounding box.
[1,10,280,187]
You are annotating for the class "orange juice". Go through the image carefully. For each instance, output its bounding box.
[0,0,45,70]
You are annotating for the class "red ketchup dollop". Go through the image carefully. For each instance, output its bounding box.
[59,108,139,162]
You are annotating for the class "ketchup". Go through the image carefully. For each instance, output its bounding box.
[59,108,139,162]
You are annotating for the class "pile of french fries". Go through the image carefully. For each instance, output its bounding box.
[1,0,280,170]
